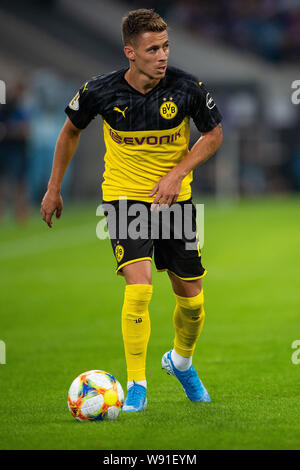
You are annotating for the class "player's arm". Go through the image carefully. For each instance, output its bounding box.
[40,117,82,228]
[41,78,98,227]
[149,123,223,208]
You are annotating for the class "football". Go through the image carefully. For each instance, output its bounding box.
[67,370,124,421]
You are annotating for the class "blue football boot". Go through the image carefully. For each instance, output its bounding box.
[122,381,147,412]
[162,350,211,402]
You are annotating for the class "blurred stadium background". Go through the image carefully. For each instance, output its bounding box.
[1,0,300,211]
[1,0,300,451]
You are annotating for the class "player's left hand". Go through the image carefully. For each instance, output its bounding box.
[149,170,183,210]
[40,189,63,228]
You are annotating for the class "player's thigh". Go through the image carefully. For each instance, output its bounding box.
[154,200,206,284]
[168,271,202,297]
[123,259,152,285]
[103,199,153,279]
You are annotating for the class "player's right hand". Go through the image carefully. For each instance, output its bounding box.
[40,189,63,228]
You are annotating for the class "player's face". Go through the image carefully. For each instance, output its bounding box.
[129,30,170,80]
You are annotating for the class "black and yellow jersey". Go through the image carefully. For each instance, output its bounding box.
[65,66,222,202]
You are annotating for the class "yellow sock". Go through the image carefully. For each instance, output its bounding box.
[121,284,153,382]
[173,290,205,358]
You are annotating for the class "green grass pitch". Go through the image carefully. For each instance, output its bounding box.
[0,196,299,450]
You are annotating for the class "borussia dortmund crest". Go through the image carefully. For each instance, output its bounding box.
[115,244,124,263]
[160,100,178,120]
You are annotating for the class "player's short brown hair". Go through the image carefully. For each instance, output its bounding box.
[122,9,167,46]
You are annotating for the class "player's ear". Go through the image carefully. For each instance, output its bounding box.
[124,45,135,61]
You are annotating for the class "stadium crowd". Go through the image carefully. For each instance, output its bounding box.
[0,72,72,222]
[124,0,300,63]
[1,0,300,224]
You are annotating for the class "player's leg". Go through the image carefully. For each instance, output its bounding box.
[168,274,204,369]
[122,260,152,385]
[161,273,210,402]
[154,199,210,401]
[123,258,152,285]
[121,260,152,412]
[104,199,154,411]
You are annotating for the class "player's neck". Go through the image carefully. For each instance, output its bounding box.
[124,68,160,95]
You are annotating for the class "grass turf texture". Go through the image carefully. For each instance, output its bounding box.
[0,196,299,450]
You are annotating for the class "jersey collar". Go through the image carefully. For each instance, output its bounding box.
[122,68,167,97]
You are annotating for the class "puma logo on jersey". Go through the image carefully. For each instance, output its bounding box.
[113,106,128,118]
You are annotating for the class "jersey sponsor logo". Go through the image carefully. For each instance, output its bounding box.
[113,106,128,118]
[69,91,79,111]
[109,127,182,146]
[160,100,178,120]
[115,244,124,262]
[206,92,215,110]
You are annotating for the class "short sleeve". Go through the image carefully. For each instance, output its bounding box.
[65,81,98,129]
[189,81,222,133]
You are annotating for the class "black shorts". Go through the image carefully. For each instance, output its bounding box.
[103,199,207,280]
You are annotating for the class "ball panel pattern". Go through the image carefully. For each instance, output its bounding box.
[81,395,104,417]
[67,370,124,421]
[107,406,120,420]
[68,377,81,402]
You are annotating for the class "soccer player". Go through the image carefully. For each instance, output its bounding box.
[41,9,223,412]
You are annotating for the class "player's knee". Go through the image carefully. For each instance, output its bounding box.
[126,277,152,286]
[169,273,202,298]
[123,260,152,285]
[124,283,153,308]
